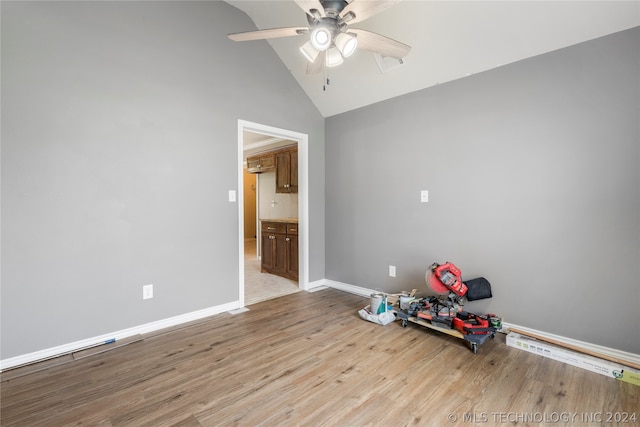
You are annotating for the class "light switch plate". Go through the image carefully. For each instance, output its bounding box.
[421,190,429,203]
[229,190,237,202]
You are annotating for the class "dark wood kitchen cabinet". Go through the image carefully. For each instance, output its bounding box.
[285,223,298,281]
[275,147,298,194]
[247,145,298,193]
[246,152,275,173]
[261,220,298,281]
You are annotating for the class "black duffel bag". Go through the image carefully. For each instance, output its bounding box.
[463,277,493,301]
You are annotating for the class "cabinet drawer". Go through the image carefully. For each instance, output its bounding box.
[286,224,298,235]
[262,222,286,234]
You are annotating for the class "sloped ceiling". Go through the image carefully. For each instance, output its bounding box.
[226,0,639,117]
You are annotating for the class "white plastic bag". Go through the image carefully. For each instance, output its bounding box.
[358,307,396,326]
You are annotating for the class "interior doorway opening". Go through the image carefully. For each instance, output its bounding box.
[237,120,309,308]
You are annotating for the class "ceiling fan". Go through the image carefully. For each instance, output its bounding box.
[227,0,411,74]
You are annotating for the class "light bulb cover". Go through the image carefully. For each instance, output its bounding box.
[325,47,344,67]
[335,32,358,58]
[310,27,332,51]
[300,40,320,63]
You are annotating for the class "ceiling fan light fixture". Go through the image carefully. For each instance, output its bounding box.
[300,40,320,63]
[335,32,358,58]
[325,47,344,67]
[310,27,332,51]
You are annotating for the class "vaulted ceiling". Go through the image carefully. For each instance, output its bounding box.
[226,0,639,117]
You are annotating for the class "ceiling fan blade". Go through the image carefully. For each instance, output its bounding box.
[340,0,402,25]
[294,0,326,18]
[306,51,326,75]
[228,27,308,42]
[350,29,410,59]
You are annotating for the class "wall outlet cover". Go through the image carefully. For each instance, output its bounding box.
[143,284,154,300]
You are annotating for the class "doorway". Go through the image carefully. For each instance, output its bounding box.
[237,120,309,308]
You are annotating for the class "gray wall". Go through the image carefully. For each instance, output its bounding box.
[1,1,325,359]
[326,28,639,353]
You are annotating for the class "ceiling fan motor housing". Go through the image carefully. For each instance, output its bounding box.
[307,0,351,52]
[320,0,349,17]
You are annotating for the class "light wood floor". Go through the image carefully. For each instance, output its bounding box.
[1,288,638,426]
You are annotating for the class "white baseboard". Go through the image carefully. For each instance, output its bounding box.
[321,279,640,368]
[5,283,638,372]
[0,300,242,372]
[322,279,374,298]
[306,279,329,291]
[306,285,328,293]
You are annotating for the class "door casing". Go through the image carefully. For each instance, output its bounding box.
[237,120,309,307]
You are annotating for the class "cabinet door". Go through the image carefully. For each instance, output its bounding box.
[247,156,261,173]
[275,149,298,193]
[247,153,275,173]
[286,234,298,281]
[273,233,287,276]
[288,149,298,193]
[259,154,275,170]
[275,151,290,193]
[261,231,275,272]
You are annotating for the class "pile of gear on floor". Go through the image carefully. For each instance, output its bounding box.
[358,261,501,353]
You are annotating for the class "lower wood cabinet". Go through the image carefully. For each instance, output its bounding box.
[261,220,298,282]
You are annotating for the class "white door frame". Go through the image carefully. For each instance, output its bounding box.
[237,120,309,307]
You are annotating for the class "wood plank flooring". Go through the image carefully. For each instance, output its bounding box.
[1,288,638,426]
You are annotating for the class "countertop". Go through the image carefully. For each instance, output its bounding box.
[261,218,298,223]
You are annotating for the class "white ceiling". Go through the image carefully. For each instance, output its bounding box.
[242,131,295,160]
[226,0,639,117]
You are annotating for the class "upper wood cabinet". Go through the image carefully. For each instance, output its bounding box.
[275,147,298,194]
[246,152,275,173]
[247,144,298,193]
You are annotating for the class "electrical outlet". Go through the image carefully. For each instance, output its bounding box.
[389,265,396,277]
[143,284,153,300]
